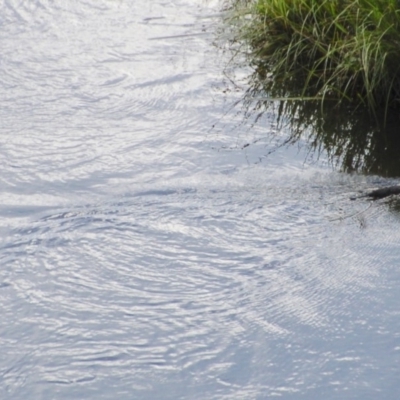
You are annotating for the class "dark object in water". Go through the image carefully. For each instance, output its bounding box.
[350,185,400,200]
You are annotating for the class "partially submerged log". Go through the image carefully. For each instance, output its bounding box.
[350,185,400,200]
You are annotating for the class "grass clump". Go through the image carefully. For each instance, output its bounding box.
[226,0,400,113]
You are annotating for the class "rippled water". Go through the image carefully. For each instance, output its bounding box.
[1,1,400,399]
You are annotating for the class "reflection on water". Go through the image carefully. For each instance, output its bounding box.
[1,1,400,400]
[241,66,400,177]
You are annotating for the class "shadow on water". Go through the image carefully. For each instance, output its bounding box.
[238,65,400,177]
[387,197,400,216]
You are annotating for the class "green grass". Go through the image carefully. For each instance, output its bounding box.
[225,0,400,114]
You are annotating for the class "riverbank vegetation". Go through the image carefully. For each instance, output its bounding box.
[224,0,400,115]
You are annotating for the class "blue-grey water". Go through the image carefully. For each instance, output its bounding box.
[1,1,400,399]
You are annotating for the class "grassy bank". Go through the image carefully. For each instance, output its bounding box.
[226,0,400,114]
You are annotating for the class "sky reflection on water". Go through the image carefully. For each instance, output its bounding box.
[1,1,400,399]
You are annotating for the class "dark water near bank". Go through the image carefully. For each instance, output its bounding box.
[1,1,400,399]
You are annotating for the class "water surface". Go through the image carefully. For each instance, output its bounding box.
[1,1,400,399]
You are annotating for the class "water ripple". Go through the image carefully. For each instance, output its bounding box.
[1,0,400,399]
